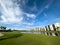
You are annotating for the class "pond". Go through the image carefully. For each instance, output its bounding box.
[21,32,60,37]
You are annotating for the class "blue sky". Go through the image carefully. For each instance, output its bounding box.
[0,0,60,30]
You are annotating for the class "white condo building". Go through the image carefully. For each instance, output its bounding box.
[54,23,60,31]
[49,24,54,31]
[44,22,60,31]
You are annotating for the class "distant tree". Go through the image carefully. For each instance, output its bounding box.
[8,29,12,32]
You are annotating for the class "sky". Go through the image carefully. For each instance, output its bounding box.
[0,0,60,30]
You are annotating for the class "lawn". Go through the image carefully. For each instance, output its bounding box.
[0,31,60,45]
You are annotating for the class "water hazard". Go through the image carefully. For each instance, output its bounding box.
[21,32,60,37]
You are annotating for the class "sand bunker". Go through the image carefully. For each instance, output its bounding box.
[0,33,4,36]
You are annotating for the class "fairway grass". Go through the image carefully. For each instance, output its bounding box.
[0,32,60,45]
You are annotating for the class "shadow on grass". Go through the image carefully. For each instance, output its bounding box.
[0,34,22,41]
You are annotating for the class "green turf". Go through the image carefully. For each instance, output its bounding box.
[0,32,60,45]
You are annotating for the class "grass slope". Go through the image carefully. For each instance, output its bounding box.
[0,32,60,45]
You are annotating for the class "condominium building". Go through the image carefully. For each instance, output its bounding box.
[44,22,60,31]
[54,23,60,31]
[49,24,54,31]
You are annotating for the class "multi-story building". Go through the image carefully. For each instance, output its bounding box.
[49,24,54,31]
[44,22,60,31]
[30,22,60,32]
[45,26,49,31]
[54,23,60,31]
[31,27,44,32]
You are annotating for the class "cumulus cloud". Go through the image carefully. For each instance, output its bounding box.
[0,0,23,23]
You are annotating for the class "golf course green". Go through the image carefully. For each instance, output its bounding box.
[0,31,60,45]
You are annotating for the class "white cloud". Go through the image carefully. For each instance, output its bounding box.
[53,18,60,23]
[0,0,40,29]
[36,0,54,16]
[23,22,34,26]
[25,13,36,19]
[0,0,23,23]
[45,5,49,9]
[45,0,54,9]
[44,13,47,17]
